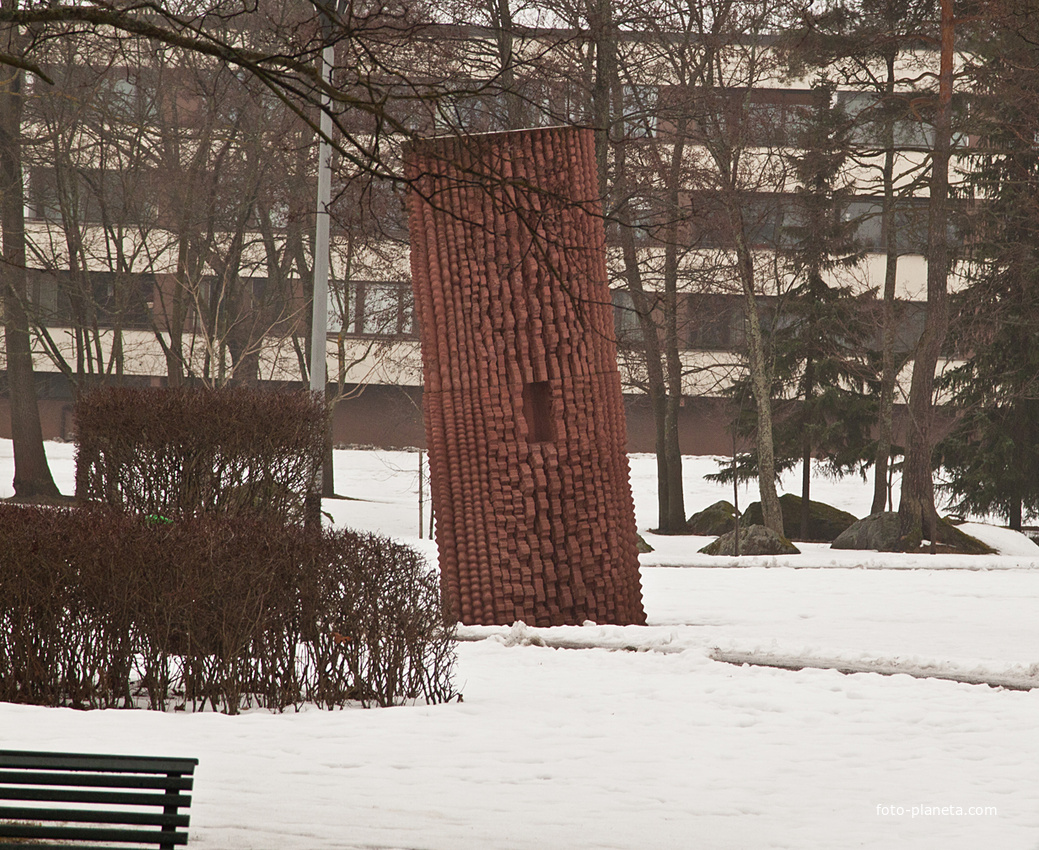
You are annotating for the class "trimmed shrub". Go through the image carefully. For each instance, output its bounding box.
[0,505,141,709]
[39,387,458,712]
[74,386,326,524]
[320,531,458,708]
[0,506,457,713]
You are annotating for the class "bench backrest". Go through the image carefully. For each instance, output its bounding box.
[0,749,199,849]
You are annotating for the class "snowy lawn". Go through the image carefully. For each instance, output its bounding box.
[1,442,1038,849]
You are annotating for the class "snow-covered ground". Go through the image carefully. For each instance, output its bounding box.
[2,441,1038,849]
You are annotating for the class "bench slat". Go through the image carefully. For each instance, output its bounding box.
[0,805,190,827]
[0,786,191,808]
[0,752,198,775]
[0,845,179,850]
[0,750,196,849]
[0,824,189,845]
[0,770,194,790]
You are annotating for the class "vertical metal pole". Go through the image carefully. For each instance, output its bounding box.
[310,43,334,397]
[418,449,424,539]
[732,434,740,558]
[306,35,334,532]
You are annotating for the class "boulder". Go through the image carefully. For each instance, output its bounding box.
[831,512,902,551]
[686,500,738,535]
[934,517,997,555]
[830,513,995,554]
[741,493,858,542]
[699,524,800,556]
[635,532,654,553]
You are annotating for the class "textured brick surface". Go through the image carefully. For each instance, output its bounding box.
[405,127,645,626]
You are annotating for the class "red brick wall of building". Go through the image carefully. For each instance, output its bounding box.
[406,127,646,626]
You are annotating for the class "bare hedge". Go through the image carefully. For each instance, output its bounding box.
[0,505,457,712]
[74,386,326,524]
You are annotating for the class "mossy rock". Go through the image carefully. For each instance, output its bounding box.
[742,494,858,542]
[831,512,901,551]
[833,512,996,554]
[686,500,738,535]
[931,517,996,555]
[698,524,800,556]
[635,532,654,553]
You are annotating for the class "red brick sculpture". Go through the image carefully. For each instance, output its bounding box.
[405,127,645,627]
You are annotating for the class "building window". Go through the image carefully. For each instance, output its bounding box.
[842,198,933,255]
[335,280,415,338]
[612,289,643,344]
[26,167,156,225]
[742,194,794,249]
[837,92,937,150]
[685,295,743,351]
[433,92,506,134]
[622,85,658,139]
[27,269,155,329]
[745,90,814,146]
[686,192,796,249]
[99,75,158,122]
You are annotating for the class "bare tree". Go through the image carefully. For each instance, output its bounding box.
[898,0,956,549]
[608,0,796,534]
[23,35,162,387]
[0,0,454,496]
[506,0,794,533]
[0,8,58,498]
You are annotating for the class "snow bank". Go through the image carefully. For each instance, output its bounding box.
[1,442,1037,849]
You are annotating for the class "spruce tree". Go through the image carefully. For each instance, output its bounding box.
[783,0,935,516]
[772,79,875,538]
[936,4,1039,531]
[711,80,876,538]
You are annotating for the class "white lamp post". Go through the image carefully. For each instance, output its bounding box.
[307,5,337,523]
[309,37,334,398]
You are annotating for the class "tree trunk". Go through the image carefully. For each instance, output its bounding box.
[898,0,954,549]
[589,0,616,191]
[660,128,688,532]
[491,0,524,128]
[801,356,814,540]
[597,0,684,533]
[112,325,124,382]
[733,229,782,535]
[322,430,335,498]
[162,287,186,387]
[0,53,60,499]
[618,220,673,530]
[1008,497,1022,532]
[613,132,672,528]
[871,45,901,516]
[661,397,684,530]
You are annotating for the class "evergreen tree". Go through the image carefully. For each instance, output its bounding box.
[772,79,875,538]
[783,0,935,516]
[936,3,1039,531]
[710,80,876,536]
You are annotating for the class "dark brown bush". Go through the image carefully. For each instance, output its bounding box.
[0,505,142,709]
[74,386,326,524]
[0,506,457,713]
[318,530,457,708]
[10,386,457,712]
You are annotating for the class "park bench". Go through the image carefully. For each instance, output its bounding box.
[0,749,198,849]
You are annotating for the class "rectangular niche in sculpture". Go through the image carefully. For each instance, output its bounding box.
[405,126,645,627]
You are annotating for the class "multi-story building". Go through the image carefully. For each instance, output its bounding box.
[1,22,957,455]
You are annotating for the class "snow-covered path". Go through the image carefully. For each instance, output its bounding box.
[1,443,1037,849]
